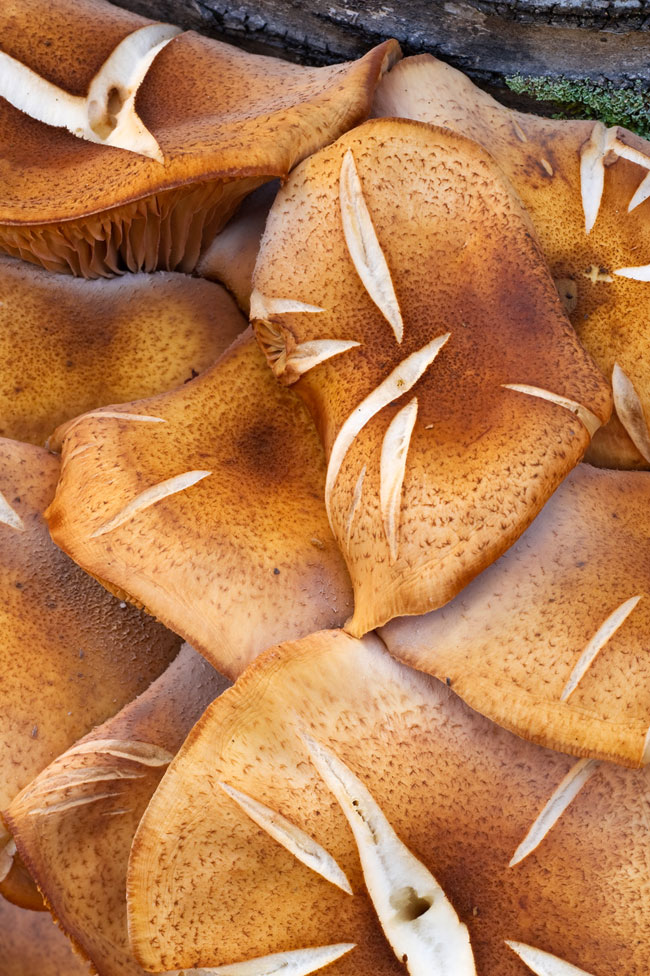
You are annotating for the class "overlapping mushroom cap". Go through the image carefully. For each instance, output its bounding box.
[127,629,649,975]
[381,463,650,767]
[252,117,611,635]
[6,643,230,976]
[374,55,650,469]
[0,0,400,276]
[46,331,353,676]
[0,437,180,899]
[0,254,245,444]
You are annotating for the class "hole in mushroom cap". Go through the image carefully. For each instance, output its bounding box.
[390,886,433,922]
[88,86,125,139]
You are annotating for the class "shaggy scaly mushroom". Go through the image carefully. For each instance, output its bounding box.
[127,629,650,975]
[374,55,650,470]
[252,118,611,635]
[0,0,399,277]
[6,644,230,976]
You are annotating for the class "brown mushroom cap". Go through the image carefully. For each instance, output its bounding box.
[0,255,245,445]
[127,628,650,975]
[0,895,89,976]
[46,331,353,677]
[0,0,400,276]
[197,180,280,314]
[5,643,229,976]
[0,437,180,897]
[381,463,650,767]
[252,117,611,636]
[373,55,650,469]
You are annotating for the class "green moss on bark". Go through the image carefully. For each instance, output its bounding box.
[505,75,650,139]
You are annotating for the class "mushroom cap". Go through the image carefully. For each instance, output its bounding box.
[0,255,245,444]
[5,643,229,976]
[373,54,650,469]
[127,629,650,975]
[381,463,650,767]
[252,117,611,635]
[46,331,353,677]
[0,895,89,976]
[0,438,180,842]
[197,180,280,314]
[0,0,400,275]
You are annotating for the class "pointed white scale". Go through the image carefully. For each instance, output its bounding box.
[302,734,476,976]
[502,384,601,437]
[614,263,650,282]
[0,490,25,532]
[165,944,356,976]
[580,122,612,235]
[325,334,450,526]
[561,594,642,701]
[90,470,211,538]
[612,363,650,461]
[380,396,418,562]
[339,149,405,343]
[220,782,352,894]
[506,941,595,976]
[509,758,600,867]
[0,24,180,161]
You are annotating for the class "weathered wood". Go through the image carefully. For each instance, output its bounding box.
[113,0,650,90]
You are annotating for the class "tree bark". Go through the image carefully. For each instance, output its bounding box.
[113,0,650,92]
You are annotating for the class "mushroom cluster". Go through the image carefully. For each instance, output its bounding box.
[1,2,649,975]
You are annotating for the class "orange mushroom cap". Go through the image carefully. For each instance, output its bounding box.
[0,437,180,899]
[6,644,229,976]
[0,255,245,445]
[46,331,353,677]
[0,0,400,276]
[381,463,650,767]
[374,54,650,469]
[127,629,650,975]
[252,117,611,635]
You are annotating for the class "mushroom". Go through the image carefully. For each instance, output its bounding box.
[127,628,650,975]
[1,894,89,976]
[0,437,180,903]
[5,644,230,975]
[373,54,650,469]
[0,0,400,276]
[46,331,353,677]
[197,180,280,315]
[380,463,650,767]
[0,254,245,445]
[252,118,611,635]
